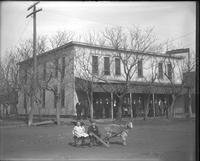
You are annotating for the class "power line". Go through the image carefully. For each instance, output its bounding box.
[166,31,195,44]
[17,19,32,43]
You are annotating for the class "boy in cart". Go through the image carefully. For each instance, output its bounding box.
[72,121,89,146]
[87,121,101,147]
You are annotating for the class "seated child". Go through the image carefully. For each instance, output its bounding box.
[87,121,101,146]
[72,121,88,146]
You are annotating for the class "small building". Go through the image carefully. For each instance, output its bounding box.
[17,41,188,119]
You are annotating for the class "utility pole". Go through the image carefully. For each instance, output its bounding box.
[26,1,42,126]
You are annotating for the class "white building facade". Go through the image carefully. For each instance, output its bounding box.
[17,41,187,118]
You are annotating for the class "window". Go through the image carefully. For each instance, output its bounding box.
[42,89,45,108]
[54,59,59,78]
[24,69,27,83]
[104,57,110,75]
[61,57,65,80]
[158,62,163,79]
[24,93,27,110]
[92,56,98,74]
[61,88,65,108]
[54,86,58,109]
[115,58,121,75]
[138,60,143,77]
[43,63,46,81]
[167,63,172,80]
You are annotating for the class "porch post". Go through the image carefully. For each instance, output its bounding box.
[111,92,113,120]
[130,93,133,118]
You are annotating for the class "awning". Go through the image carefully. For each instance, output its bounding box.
[93,83,187,94]
[75,77,188,95]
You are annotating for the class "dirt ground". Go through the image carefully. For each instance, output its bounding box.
[0,118,196,161]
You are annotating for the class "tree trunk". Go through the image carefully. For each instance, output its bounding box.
[111,92,114,120]
[38,103,42,122]
[28,95,34,126]
[152,93,155,118]
[90,95,93,120]
[0,104,2,120]
[89,91,93,120]
[116,96,123,121]
[169,94,176,119]
[188,89,193,118]
[56,96,60,125]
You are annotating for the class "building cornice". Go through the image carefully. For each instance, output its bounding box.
[17,41,184,66]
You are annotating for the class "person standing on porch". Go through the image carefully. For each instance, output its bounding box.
[104,98,110,118]
[113,100,117,118]
[99,99,103,119]
[158,99,162,116]
[160,99,164,116]
[132,99,136,117]
[76,101,82,120]
[154,99,158,116]
[83,100,88,120]
[148,100,153,117]
[164,98,169,118]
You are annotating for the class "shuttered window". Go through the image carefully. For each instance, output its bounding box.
[92,56,98,74]
[104,57,110,75]
[167,63,172,80]
[115,58,121,75]
[43,63,46,81]
[42,89,45,108]
[158,62,163,79]
[54,59,59,78]
[61,88,65,108]
[54,86,58,108]
[138,60,143,77]
[61,57,65,80]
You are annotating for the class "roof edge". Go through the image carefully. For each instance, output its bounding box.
[17,41,184,66]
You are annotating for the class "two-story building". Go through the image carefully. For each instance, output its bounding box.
[17,41,188,119]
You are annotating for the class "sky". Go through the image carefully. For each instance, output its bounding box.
[0,1,196,61]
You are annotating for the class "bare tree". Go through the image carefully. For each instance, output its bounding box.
[49,30,75,49]
[84,30,106,47]
[101,26,161,120]
[74,49,97,120]
[0,36,49,124]
[142,57,158,120]
[162,56,184,119]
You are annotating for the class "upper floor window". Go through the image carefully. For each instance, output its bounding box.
[61,88,65,108]
[42,89,45,108]
[54,58,59,78]
[138,60,143,77]
[43,63,46,81]
[61,57,65,80]
[92,56,98,74]
[158,62,163,79]
[104,57,110,75]
[54,86,58,109]
[167,63,172,80]
[115,58,121,75]
[24,69,27,83]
